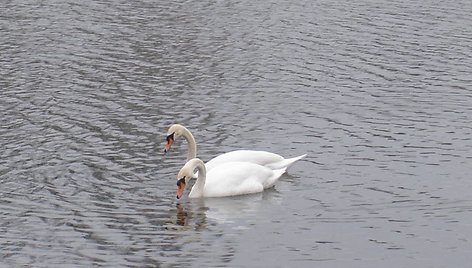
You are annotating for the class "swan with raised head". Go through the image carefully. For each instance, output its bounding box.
[165,124,306,171]
[176,158,286,199]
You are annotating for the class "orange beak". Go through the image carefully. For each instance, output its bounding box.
[164,134,174,153]
[176,180,186,199]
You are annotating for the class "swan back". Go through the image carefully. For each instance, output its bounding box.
[204,150,281,170]
[205,150,306,171]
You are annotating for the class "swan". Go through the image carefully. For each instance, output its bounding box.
[176,158,286,199]
[164,124,306,170]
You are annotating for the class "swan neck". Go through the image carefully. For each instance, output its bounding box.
[192,161,206,197]
[181,127,197,161]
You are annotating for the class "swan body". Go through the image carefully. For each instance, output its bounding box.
[165,124,306,171]
[176,158,286,199]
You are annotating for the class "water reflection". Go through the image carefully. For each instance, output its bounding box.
[166,190,285,266]
[173,188,282,228]
[175,204,187,226]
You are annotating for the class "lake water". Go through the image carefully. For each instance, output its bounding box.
[1,0,472,267]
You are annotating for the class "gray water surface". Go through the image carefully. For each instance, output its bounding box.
[1,0,472,267]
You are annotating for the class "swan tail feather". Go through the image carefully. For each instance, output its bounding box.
[266,154,307,170]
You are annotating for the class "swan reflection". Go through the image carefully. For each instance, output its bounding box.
[174,188,281,228]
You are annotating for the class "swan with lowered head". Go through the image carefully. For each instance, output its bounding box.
[165,124,306,171]
[176,158,286,199]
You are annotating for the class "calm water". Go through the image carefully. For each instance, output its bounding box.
[1,0,472,267]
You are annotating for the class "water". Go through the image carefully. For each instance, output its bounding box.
[1,0,472,267]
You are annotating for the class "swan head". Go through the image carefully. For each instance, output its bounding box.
[176,175,190,199]
[164,124,185,153]
[175,158,205,199]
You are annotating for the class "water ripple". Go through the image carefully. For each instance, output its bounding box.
[2,0,472,267]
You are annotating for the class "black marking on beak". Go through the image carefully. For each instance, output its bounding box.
[164,132,175,153]
[166,132,175,143]
[177,177,186,187]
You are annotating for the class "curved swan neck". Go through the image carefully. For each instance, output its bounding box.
[191,159,206,198]
[180,126,197,161]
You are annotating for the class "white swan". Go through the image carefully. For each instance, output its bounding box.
[176,158,286,199]
[165,124,306,170]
